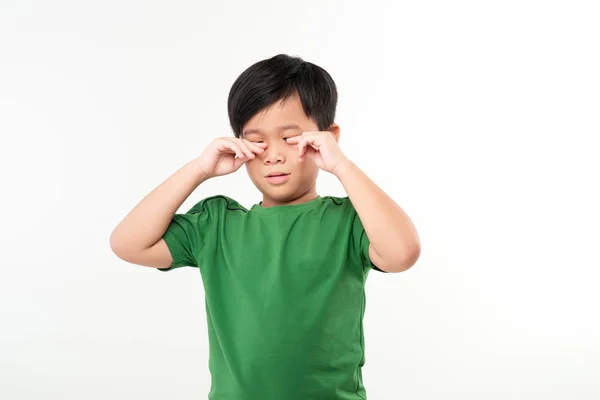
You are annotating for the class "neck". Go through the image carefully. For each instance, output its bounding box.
[261,184,318,208]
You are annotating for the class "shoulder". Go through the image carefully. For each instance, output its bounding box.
[186,195,248,215]
[320,196,356,213]
[317,196,361,223]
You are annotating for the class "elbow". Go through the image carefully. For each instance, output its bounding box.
[109,230,129,261]
[109,232,123,259]
[404,244,421,269]
[389,244,421,273]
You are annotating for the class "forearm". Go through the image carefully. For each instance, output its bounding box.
[334,160,420,265]
[110,160,207,252]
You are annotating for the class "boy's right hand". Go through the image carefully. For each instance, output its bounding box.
[194,137,267,180]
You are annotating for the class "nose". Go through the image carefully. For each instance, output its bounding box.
[263,141,286,165]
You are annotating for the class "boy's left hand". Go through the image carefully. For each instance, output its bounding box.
[286,131,350,175]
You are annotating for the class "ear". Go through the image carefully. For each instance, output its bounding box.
[328,123,341,143]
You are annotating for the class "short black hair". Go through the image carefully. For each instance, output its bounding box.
[227,54,338,138]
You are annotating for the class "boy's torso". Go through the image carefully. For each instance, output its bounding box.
[164,195,372,399]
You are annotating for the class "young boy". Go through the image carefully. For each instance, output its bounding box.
[110,54,420,399]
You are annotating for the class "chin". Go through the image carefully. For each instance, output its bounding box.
[261,187,300,202]
[254,181,307,204]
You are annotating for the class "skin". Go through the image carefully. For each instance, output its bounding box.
[110,91,420,272]
[240,93,340,208]
[239,93,420,272]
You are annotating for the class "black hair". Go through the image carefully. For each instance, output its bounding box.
[227,54,338,138]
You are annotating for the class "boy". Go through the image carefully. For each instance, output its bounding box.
[110,54,420,399]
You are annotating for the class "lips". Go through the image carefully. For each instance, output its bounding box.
[265,172,290,185]
[265,172,289,177]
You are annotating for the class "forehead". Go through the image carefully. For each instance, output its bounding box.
[242,95,317,135]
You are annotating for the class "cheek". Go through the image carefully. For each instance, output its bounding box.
[245,164,266,189]
[296,158,319,177]
[244,159,260,176]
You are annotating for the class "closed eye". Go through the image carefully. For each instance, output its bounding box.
[248,138,295,144]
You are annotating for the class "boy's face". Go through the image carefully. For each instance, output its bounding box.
[241,94,335,207]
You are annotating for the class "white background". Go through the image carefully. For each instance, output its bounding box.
[1,1,599,399]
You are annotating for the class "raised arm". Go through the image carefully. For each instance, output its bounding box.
[109,138,266,268]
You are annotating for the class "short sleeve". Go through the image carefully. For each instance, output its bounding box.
[350,201,387,273]
[157,197,218,272]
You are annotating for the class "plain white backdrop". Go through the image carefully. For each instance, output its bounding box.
[1,1,599,399]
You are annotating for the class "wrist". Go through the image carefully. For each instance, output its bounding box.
[188,159,211,183]
[332,158,355,179]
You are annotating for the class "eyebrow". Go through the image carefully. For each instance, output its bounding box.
[242,124,301,136]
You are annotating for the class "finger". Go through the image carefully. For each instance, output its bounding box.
[225,140,246,159]
[233,153,249,169]
[236,139,256,159]
[246,138,268,148]
[285,136,300,145]
[297,138,307,159]
[303,133,322,148]
[299,138,316,161]
[241,138,266,154]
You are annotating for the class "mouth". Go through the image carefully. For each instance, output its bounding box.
[265,173,290,184]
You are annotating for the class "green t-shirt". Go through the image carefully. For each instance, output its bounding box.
[159,194,384,399]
